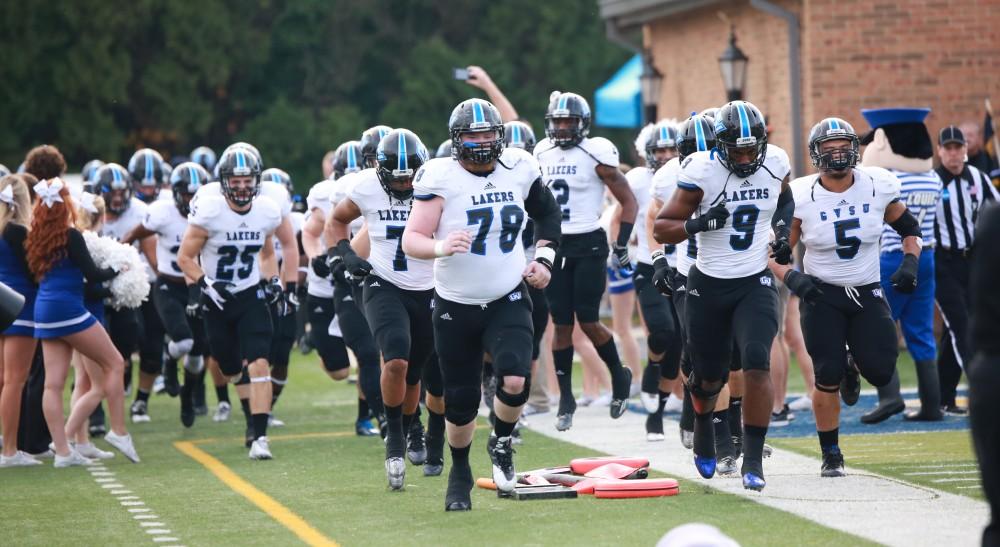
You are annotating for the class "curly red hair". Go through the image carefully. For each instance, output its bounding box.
[26,182,76,281]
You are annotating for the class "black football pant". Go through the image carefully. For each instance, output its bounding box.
[935,250,971,407]
[969,353,1000,547]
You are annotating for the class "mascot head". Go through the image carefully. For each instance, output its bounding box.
[860,107,933,173]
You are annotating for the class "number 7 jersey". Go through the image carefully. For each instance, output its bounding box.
[413,148,540,305]
[677,144,790,279]
[188,194,282,292]
[348,169,434,290]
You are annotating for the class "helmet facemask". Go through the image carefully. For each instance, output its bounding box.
[452,127,505,165]
[221,173,259,207]
[545,115,585,148]
[810,135,859,175]
[719,137,767,178]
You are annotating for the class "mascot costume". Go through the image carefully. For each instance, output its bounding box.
[859,107,944,423]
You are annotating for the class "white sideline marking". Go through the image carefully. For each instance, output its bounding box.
[101,483,125,489]
[85,466,180,545]
[129,508,152,513]
[904,470,979,476]
[523,404,990,547]
[110,490,132,495]
[117,495,140,500]
[151,538,179,543]
[146,529,170,535]
[958,485,983,490]
[887,463,976,470]
[121,501,146,506]
[134,514,158,520]
[140,522,166,527]
[932,478,981,483]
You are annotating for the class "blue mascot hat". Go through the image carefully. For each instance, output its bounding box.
[860,107,931,130]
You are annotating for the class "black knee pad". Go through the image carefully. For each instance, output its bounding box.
[496,375,531,407]
[270,363,289,381]
[405,359,424,386]
[742,341,770,371]
[686,372,725,400]
[861,366,894,389]
[444,385,480,426]
[815,360,845,389]
[647,329,669,355]
[138,354,161,375]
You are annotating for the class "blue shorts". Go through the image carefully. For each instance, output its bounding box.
[607,265,635,295]
[880,250,936,361]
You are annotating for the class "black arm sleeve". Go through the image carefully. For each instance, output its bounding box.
[523,177,562,246]
[771,185,794,239]
[3,224,30,277]
[67,229,117,282]
[889,209,922,239]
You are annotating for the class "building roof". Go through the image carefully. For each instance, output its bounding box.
[598,0,722,29]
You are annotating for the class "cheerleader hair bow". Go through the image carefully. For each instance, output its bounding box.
[34,179,64,207]
[78,192,99,214]
[0,185,14,207]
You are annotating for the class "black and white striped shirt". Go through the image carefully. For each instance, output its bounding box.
[933,164,999,252]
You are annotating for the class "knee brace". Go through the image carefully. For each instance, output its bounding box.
[815,383,839,394]
[184,354,205,374]
[168,338,194,360]
[647,329,669,356]
[742,341,770,371]
[686,372,725,400]
[444,385,480,426]
[496,375,531,407]
[250,375,272,384]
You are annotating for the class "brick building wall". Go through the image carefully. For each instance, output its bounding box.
[643,0,1000,174]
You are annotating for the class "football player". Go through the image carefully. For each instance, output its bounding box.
[403,98,562,510]
[654,101,792,491]
[770,118,919,476]
[533,91,637,430]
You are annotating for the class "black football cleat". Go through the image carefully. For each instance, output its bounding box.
[840,353,861,406]
[609,367,632,419]
[821,448,846,477]
[407,419,427,465]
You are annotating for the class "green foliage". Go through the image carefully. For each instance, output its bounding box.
[0,0,632,190]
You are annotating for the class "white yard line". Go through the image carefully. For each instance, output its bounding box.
[903,470,979,476]
[85,463,183,546]
[522,405,989,547]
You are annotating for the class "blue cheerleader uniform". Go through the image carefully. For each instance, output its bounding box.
[33,229,117,339]
[0,223,36,336]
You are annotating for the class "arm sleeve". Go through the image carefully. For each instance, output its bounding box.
[772,185,794,239]
[889,208,922,239]
[67,229,117,282]
[3,224,29,273]
[523,177,561,245]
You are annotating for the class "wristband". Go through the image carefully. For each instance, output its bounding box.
[534,245,556,270]
[434,240,446,257]
[651,249,667,267]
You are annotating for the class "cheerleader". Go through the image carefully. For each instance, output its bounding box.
[26,179,138,466]
[0,175,40,466]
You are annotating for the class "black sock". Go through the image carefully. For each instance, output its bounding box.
[713,408,734,457]
[446,443,473,505]
[743,424,768,474]
[680,386,694,431]
[403,412,415,435]
[657,390,669,414]
[449,443,471,467]
[494,416,516,439]
[553,347,575,409]
[818,428,839,452]
[594,339,623,372]
[136,389,150,403]
[641,360,661,393]
[384,404,405,458]
[427,409,445,440]
[270,382,285,409]
[694,412,715,458]
[239,398,251,424]
[357,398,370,421]
[252,413,269,440]
[216,384,230,404]
[183,370,199,388]
[729,396,743,440]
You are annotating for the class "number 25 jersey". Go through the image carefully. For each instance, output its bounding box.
[793,166,901,286]
[413,148,540,305]
[188,194,282,292]
[678,144,790,279]
[534,136,619,235]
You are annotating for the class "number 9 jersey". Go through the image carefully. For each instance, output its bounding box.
[678,144,790,279]
[793,166,901,286]
[188,194,282,292]
[413,148,540,305]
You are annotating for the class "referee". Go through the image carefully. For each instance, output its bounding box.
[934,125,999,414]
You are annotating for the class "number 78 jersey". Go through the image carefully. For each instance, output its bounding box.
[413,149,540,305]
[188,194,282,292]
[348,169,434,290]
[677,145,790,279]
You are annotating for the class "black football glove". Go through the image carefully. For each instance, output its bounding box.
[280,282,300,316]
[332,240,372,279]
[198,276,234,310]
[264,276,284,306]
[890,253,919,294]
[684,202,729,234]
[310,255,331,279]
[186,284,203,317]
[650,249,673,297]
[783,270,823,305]
[769,236,793,265]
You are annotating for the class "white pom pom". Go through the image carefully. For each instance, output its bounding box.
[82,232,150,310]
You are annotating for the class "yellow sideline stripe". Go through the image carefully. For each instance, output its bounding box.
[174,441,339,547]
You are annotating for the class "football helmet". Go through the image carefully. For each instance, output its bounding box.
[376,128,428,200]
[503,121,537,153]
[699,107,720,121]
[81,159,105,188]
[448,98,505,164]
[676,114,717,161]
[170,162,209,216]
[190,146,217,172]
[644,120,678,170]
[808,117,859,172]
[332,141,363,179]
[94,163,133,214]
[217,147,262,207]
[360,126,393,169]
[545,92,591,148]
[261,167,294,196]
[128,148,166,202]
[714,101,768,178]
[435,139,453,159]
[222,142,263,168]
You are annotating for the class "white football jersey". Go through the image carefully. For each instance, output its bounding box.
[192,181,292,220]
[305,180,337,298]
[649,158,687,272]
[329,171,368,235]
[534,136,618,235]
[794,166,901,286]
[188,194,282,292]
[142,200,189,277]
[626,166,654,265]
[102,197,156,281]
[349,170,433,290]
[678,144,790,279]
[274,210,304,262]
[413,148,540,305]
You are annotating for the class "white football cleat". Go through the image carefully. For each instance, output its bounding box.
[249,437,273,460]
[213,401,231,422]
[104,432,140,463]
[268,415,285,428]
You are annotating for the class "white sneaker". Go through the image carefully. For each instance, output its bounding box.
[640,392,659,414]
[664,396,684,414]
[575,394,596,407]
[629,383,642,398]
[788,396,813,412]
[130,400,151,423]
[29,449,55,459]
[213,401,231,422]
[249,436,273,460]
[0,451,42,467]
[646,432,665,442]
[152,375,166,394]
[104,432,140,463]
[54,450,93,468]
[268,415,286,428]
[592,391,612,407]
[74,442,115,460]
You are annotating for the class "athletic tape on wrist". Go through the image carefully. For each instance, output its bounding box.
[534,245,556,265]
[434,240,446,257]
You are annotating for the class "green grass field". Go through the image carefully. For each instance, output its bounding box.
[0,349,973,546]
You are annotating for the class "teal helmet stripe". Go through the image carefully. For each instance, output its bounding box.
[112,166,123,182]
[144,153,154,182]
[512,124,522,143]
[398,132,408,171]
[557,94,568,111]
[347,145,358,170]
[659,125,668,142]
[694,119,708,151]
[189,165,200,186]
[829,118,841,130]
[736,103,751,138]
[472,101,485,124]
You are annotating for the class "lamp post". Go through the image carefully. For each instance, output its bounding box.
[640,51,663,125]
[718,27,749,102]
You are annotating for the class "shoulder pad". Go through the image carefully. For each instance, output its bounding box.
[764,144,791,179]
[580,137,619,166]
[188,195,225,227]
